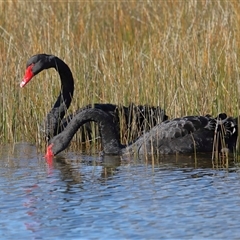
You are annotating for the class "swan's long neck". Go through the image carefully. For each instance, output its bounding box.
[49,108,124,155]
[45,57,74,141]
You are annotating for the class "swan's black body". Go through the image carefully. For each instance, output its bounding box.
[21,54,168,142]
[47,108,238,156]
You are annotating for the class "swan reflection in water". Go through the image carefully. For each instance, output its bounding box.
[0,142,238,239]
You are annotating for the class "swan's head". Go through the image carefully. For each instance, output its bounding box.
[20,54,55,88]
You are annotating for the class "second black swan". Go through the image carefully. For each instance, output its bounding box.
[20,54,168,141]
[45,108,238,159]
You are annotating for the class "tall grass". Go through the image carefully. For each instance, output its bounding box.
[0,1,240,151]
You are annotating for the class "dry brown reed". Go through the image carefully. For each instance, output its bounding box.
[0,1,240,153]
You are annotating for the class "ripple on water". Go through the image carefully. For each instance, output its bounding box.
[0,143,240,239]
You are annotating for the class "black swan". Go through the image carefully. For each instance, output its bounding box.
[20,54,168,141]
[45,108,238,159]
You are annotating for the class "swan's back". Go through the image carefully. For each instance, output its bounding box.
[135,113,237,155]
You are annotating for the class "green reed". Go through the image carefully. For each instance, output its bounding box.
[0,1,240,153]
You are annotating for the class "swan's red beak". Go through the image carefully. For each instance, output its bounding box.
[45,143,54,165]
[20,64,34,88]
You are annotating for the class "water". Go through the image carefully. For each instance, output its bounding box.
[0,143,240,239]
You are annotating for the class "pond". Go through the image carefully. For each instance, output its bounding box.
[0,143,240,239]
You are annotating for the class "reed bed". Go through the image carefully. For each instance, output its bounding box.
[0,1,240,153]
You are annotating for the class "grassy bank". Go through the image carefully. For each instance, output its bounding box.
[0,1,240,151]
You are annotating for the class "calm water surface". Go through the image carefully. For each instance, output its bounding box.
[0,143,240,239]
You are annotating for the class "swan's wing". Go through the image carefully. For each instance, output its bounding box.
[135,114,237,155]
[149,115,214,139]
